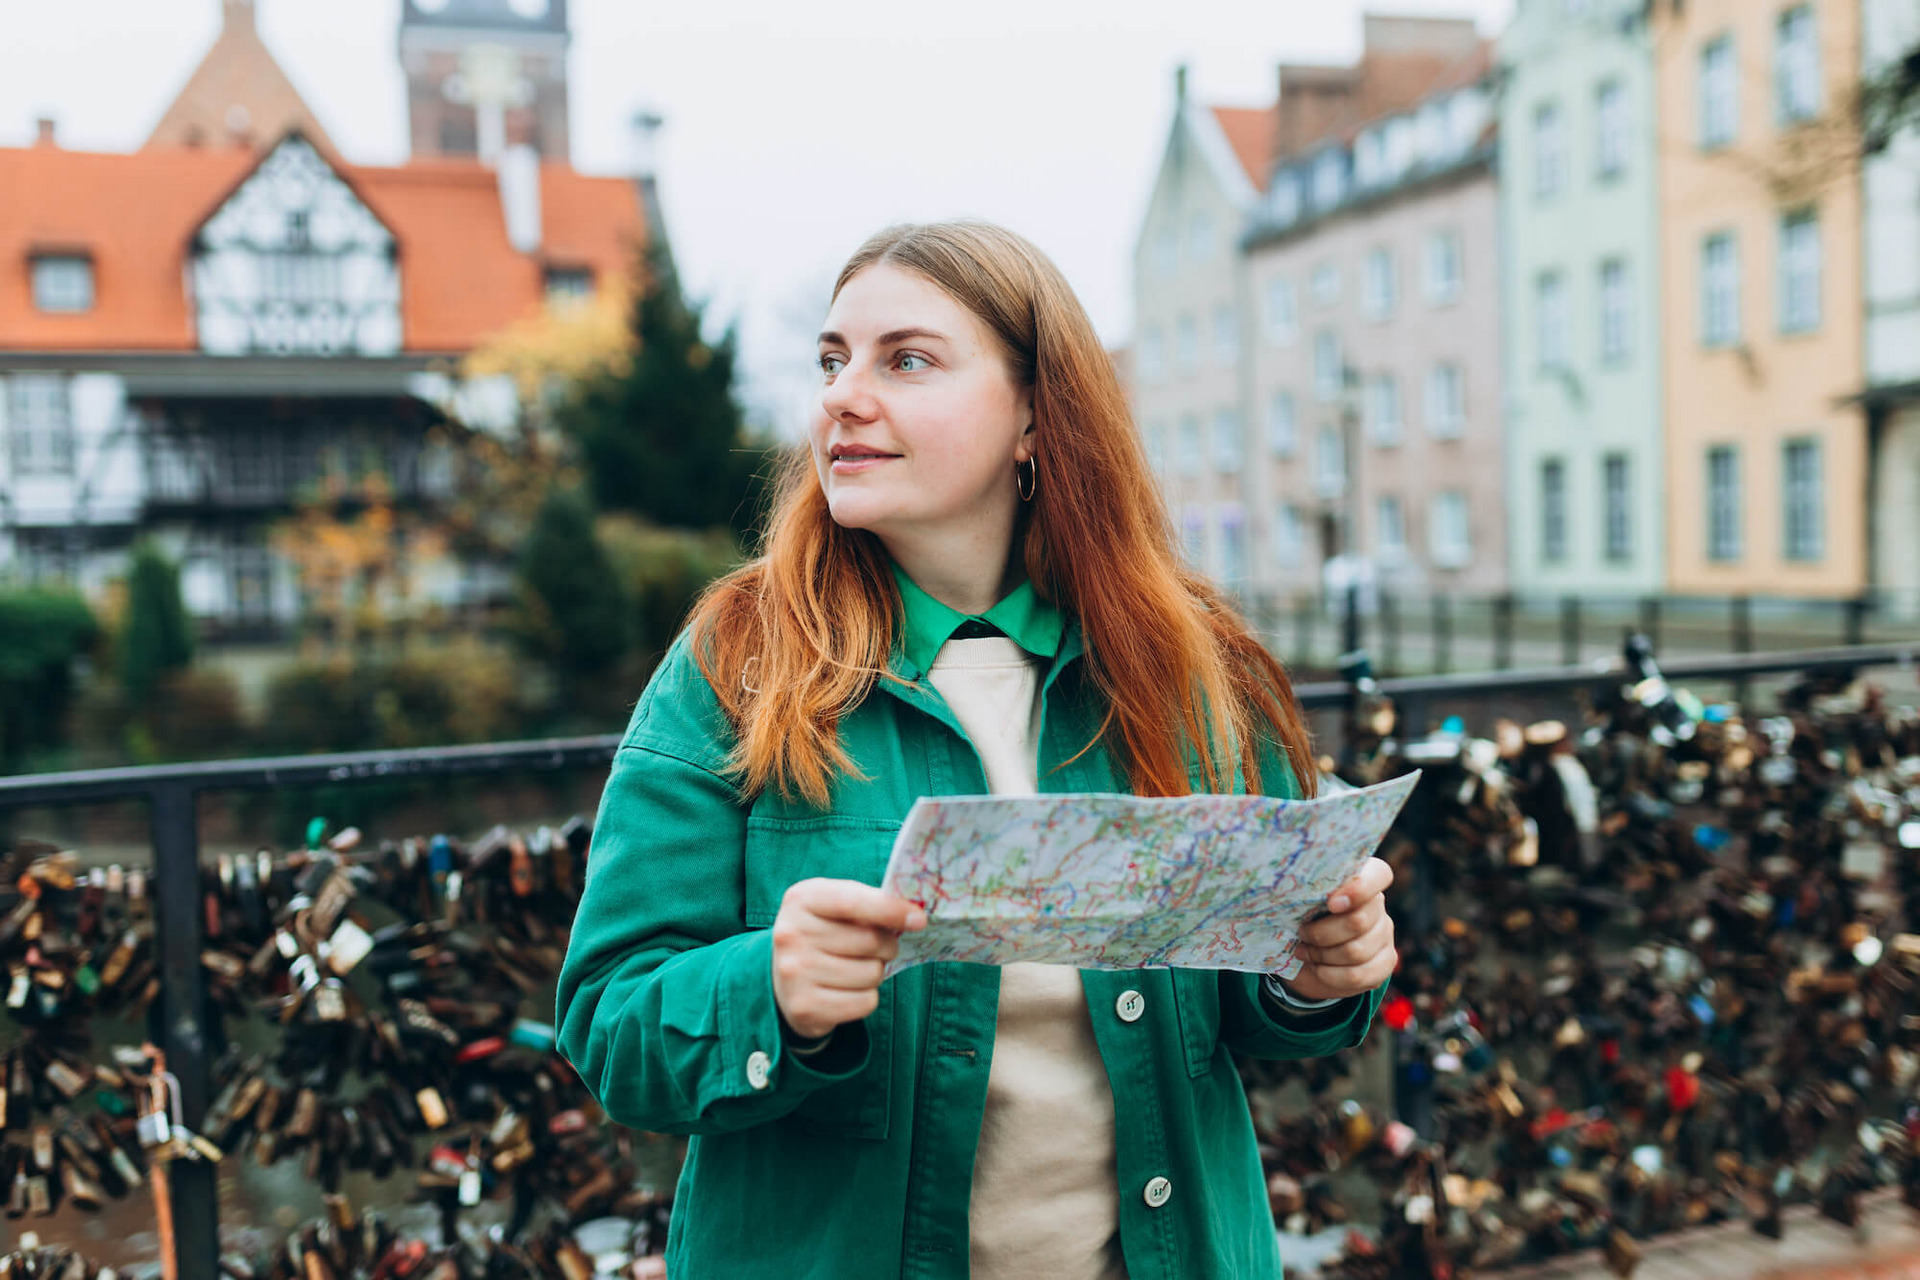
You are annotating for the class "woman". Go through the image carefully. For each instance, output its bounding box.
[556,221,1397,1279]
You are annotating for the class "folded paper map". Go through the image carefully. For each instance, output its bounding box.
[880,771,1419,978]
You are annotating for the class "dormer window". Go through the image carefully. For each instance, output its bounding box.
[31,254,93,313]
[544,267,594,304]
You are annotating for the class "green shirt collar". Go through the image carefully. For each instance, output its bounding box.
[892,562,1066,677]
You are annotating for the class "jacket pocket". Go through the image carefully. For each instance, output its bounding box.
[744,815,902,1140]
[1169,968,1222,1078]
[742,814,901,926]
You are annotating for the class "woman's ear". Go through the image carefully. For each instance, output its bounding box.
[1014,419,1037,465]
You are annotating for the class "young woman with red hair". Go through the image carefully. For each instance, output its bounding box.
[557,221,1396,1278]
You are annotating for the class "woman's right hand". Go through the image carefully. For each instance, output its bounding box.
[771,879,927,1040]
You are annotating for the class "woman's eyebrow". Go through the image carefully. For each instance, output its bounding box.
[816,327,951,347]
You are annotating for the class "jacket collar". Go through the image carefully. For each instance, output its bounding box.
[890,562,1067,679]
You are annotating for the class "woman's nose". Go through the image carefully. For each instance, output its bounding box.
[821,361,878,422]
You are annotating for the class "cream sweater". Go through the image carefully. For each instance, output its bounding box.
[925,636,1128,1280]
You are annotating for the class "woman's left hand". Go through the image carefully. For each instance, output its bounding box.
[1275,857,1396,1003]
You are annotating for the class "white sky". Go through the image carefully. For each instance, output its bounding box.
[0,0,1513,433]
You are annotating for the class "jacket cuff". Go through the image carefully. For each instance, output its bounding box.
[1221,970,1388,1059]
[720,928,873,1099]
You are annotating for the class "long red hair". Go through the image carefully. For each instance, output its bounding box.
[686,221,1315,807]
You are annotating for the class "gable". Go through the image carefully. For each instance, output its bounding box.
[191,135,402,356]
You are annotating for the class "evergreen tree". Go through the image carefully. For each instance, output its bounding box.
[515,486,631,697]
[119,541,194,705]
[558,252,769,535]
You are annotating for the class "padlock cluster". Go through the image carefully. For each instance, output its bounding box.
[0,1239,118,1280]
[1275,661,1920,1276]
[0,841,161,1226]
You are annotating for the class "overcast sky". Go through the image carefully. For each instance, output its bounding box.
[0,0,1513,432]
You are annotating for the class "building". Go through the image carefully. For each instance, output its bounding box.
[1498,0,1666,598]
[1651,0,1867,598]
[1861,0,1920,613]
[400,0,572,162]
[1130,67,1274,589]
[1242,16,1505,599]
[0,0,653,629]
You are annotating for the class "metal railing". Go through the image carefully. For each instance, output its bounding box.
[2,641,1918,1275]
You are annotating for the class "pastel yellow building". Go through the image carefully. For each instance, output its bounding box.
[1653,0,1866,596]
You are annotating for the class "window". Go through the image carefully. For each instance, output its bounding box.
[1363,247,1397,321]
[1177,416,1203,477]
[1431,491,1472,568]
[1707,445,1741,561]
[1311,261,1341,307]
[1212,409,1243,473]
[1355,129,1386,188]
[1269,173,1302,225]
[543,267,592,304]
[1314,331,1344,402]
[1188,212,1216,263]
[1211,303,1239,366]
[31,256,93,313]
[1536,270,1568,369]
[1534,101,1566,199]
[1181,505,1207,566]
[263,253,342,306]
[1416,99,1450,163]
[1599,257,1633,363]
[1367,374,1401,446]
[1376,495,1407,561]
[1314,425,1345,499]
[1175,313,1199,373]
[1144,421,1167,473]
[1595,80,1628,178]
[1779,209,1821,334]
[1140,325,1165,381]
[1425,363,1465,437]
[1783,438,1823,561]
[1274,503,1306,567]
[1218,507,1247,583]
[1603,453,1632,562]
[1541,459,1568,563]
[1312,150,1346,208]
[1775,6,1820,125]
[7,374,74,476]
[1154,228,1178,277]
[1265,277,1298,345]
[1267,390,1298,456]
[1702,231,1740,347]
[1425,229,1462,305]
[1700,35,1737,148]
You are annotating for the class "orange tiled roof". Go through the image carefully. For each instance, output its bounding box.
[1209,105,1279,190]
[0,138,645,355]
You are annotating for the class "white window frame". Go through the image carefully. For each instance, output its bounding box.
[1700,34,1738,148]
[1599,257,1632,364]
[1217,505,1248,584]
[1783,438,1823,561]
[1375,494,1407,562]
[1211,302,1240,367]
[1211,409,1243,474]
[1541,458,1568,563]
[1367,374,1402,446]
[1425,363,1465,438]
[1775,6,1820,125]
[1314,424,1345,499]
[1533,100,1567,199]
[1363,247,1397,322]
[1264,277,1298,346]
[1707,444,1741,561]
[1274,503,1305,568]
[7,373,75,476]
[1779,209,1821,334]
[1595,79,1628,178]
[1430,490,1472,568]
[31,256,94,313]
[1603,452,1633,562]
[1313,331,1344,403]
[1702,231,1741,348]
[1311,261,1341,308]
[1536,270,1569,370]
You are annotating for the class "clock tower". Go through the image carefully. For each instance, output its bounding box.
[398,0,571,162]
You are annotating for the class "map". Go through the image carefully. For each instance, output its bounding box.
[880,772,1418,978]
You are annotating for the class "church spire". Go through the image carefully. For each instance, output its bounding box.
[145,0,337,153]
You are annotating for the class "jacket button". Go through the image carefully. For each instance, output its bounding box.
[1115,989,1145,1023]
[1143,1176,1172,1208]
[746,1050,771,1090]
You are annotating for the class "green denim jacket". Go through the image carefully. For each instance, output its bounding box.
[556,577,1386,1279]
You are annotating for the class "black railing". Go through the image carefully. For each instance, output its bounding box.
[2,642,1918,1275]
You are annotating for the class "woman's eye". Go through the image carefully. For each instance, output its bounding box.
[818,354,844,377]
[896,353,928,372]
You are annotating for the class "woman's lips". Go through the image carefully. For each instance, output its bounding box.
[830,452,900,474]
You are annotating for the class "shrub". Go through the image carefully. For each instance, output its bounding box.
[118,542,193,705]
[596,515,739,658]
[0,587,100,770]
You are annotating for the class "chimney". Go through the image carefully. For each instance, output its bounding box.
[629,109,663,180]
[497,143,542,254]
[33,116,56,148]
[223,0,256,34]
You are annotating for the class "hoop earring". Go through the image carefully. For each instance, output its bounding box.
[1016,458,1037,502]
